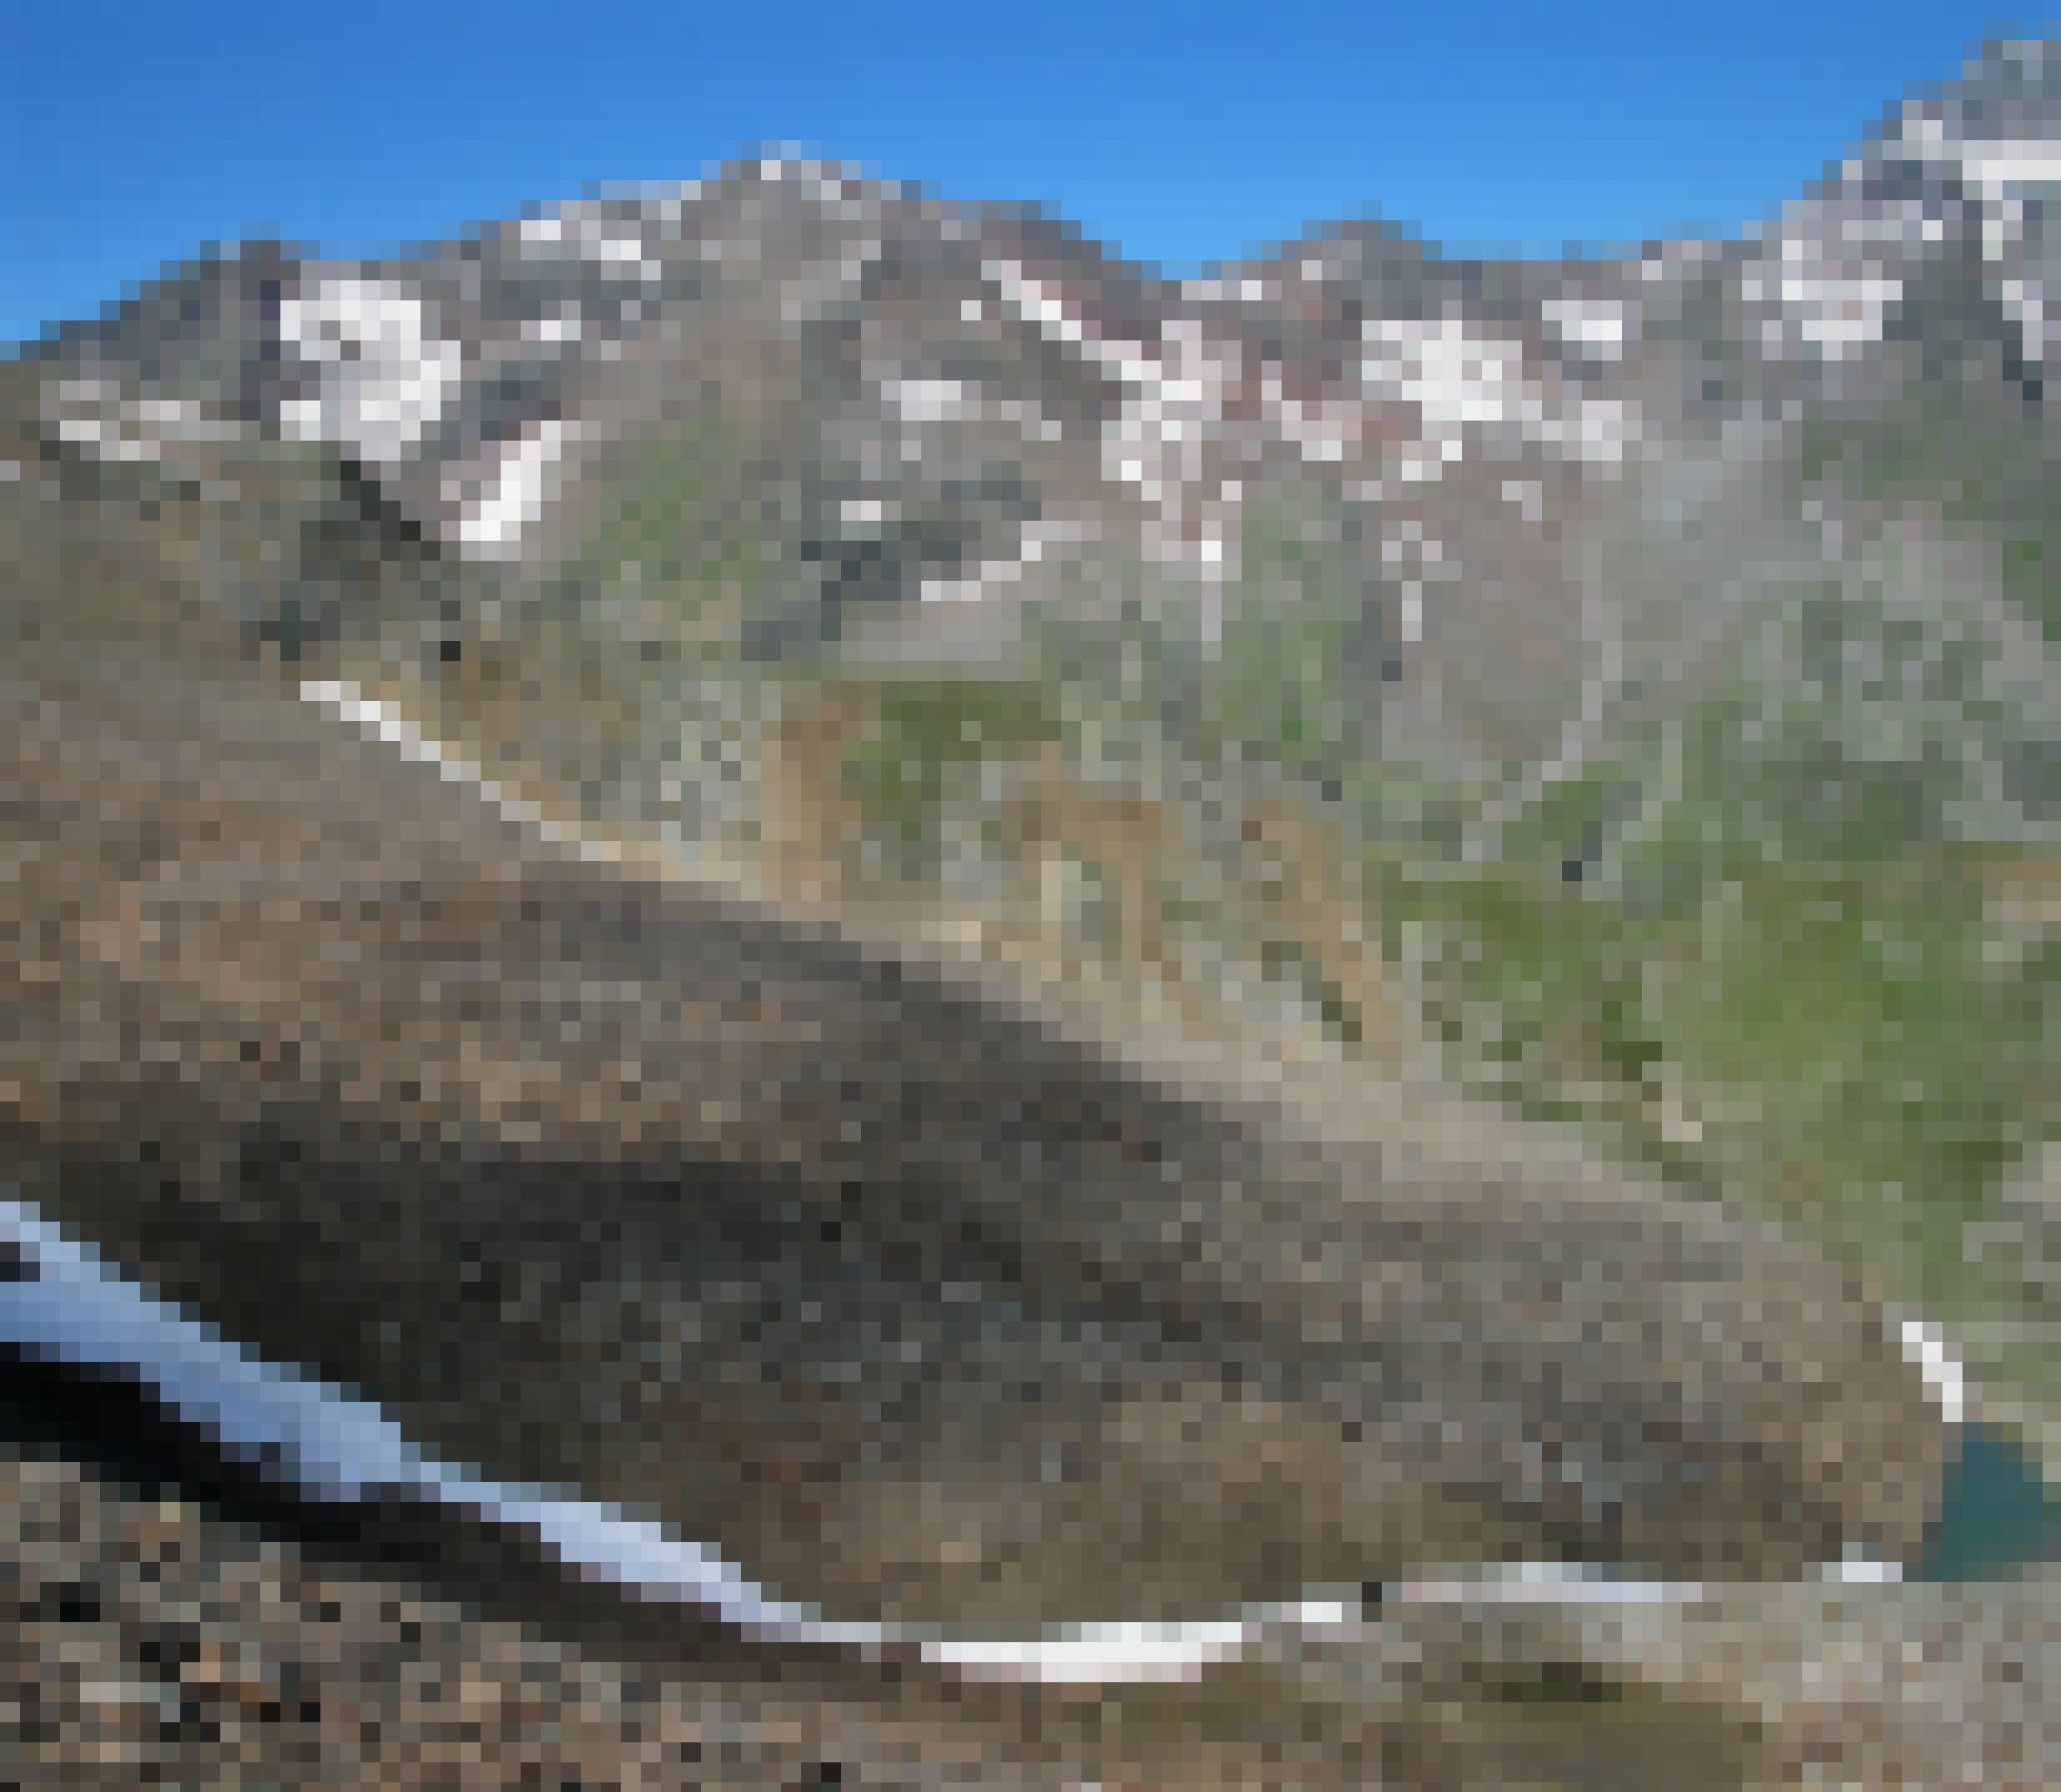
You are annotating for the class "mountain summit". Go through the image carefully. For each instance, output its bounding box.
[18,42,2058,787]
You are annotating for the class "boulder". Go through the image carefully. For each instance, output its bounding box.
[2,643,1954,1630]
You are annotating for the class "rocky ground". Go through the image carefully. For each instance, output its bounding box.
[5,1409,2057,1789]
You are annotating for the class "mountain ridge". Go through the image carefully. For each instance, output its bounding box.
[17,40,2055,767]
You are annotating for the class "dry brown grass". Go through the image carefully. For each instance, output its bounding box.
[751,678,1387,1057]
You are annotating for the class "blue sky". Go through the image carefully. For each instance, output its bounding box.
[3,3,2047,344]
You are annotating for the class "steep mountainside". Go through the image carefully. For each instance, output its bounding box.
[10,34,2059,1436]
[8,38,2061,1783]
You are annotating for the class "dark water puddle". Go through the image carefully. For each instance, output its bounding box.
[1913,1420,2060,1582]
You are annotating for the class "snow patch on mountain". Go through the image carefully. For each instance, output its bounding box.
[280,276,465,468]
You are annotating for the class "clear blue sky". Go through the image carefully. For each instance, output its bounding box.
[3,3,2047,345]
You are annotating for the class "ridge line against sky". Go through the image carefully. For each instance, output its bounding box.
[4,4,2053,346]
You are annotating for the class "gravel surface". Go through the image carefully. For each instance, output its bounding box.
[6,1402,2057,1790]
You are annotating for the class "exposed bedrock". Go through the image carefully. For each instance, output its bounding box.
[3,657,1951,1629]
